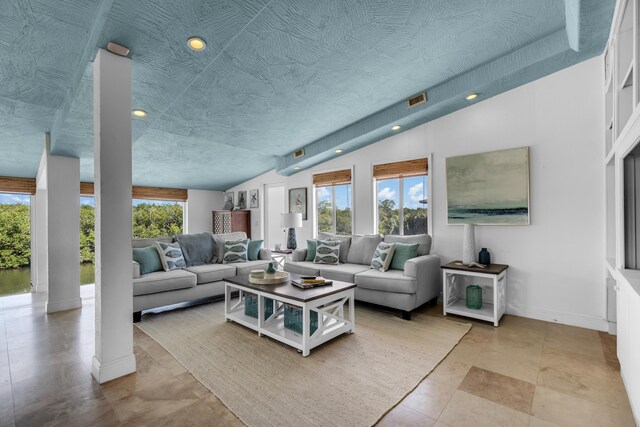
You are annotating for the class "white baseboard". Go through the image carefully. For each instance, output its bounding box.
[506,304,608,331]
[45,297,82,313]
[92,353,136,384]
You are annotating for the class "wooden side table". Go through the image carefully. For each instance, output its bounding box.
[441,261,509,326]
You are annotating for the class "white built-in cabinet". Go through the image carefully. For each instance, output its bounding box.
[604,0,640,423]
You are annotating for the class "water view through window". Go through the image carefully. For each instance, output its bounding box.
[0,195,183,296]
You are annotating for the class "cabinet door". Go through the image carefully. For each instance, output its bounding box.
[231,211,250,237]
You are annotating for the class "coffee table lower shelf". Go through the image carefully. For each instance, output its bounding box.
[224,282,355,357]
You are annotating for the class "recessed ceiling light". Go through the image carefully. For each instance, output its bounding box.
[187,37,206,51]
[294,166,301,170]
[391,125,401,131]
[465,92,478,101]
[132,109,147,118]
[335,149,343,153]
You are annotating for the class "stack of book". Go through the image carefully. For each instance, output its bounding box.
[291,276,333,289]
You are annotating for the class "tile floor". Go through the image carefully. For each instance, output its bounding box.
[0,285,634,426]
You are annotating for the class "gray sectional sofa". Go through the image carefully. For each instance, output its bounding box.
[284,233,441,320]
[132,231,272,322]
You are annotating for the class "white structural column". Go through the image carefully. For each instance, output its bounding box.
[34,139,83,312]
[92,49,136,383]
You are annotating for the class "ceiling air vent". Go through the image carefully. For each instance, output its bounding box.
[407,92,427,108]
[293,149,305,159]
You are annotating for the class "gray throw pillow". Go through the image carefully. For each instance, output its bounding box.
[313,240,340,264]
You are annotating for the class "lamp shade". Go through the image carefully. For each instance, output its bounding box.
[281,212,302,228]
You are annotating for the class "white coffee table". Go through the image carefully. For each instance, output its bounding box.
[224,274,356,356]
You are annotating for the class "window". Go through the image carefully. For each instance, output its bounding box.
[374,158,428,235]
[314,169,352,235]
[80,183,186,239]
[0,192,31,296]
[132,199,184,238]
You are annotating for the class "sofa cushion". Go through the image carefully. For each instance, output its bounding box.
[390,243,419,270]
[223,239,249,264]
[347,234,382,265]
[174,233,216,266]
[234,260,273,277]
[355,269,417,294]
[318,233,351,264]
[383,234,431,256]
[186,264,236,284]
[156,242,187,271]
[314,240,340,264]
[319,263,370,283]
[212,232,247,263]
[132,245,163,275]
[133,270,197,296]
[132,236,172,249]
[284,261,321,277]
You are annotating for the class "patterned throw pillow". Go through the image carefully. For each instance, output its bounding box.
[313,240,340,265]
[156,242,187,271]
[370,242,396,272]
[223,239,249,264]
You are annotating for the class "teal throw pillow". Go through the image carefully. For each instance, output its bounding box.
[223,239,249,264]
[132,245,163,275]
[391,243,420,270]
[248,239,264,261]
[305,240,318,262]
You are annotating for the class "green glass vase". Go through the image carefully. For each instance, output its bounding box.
[466,285,483,310]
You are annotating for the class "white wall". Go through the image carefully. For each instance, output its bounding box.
[229,57,605,330]
[185,189,225,234]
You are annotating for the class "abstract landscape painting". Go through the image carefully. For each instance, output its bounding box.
[446,147,530,225]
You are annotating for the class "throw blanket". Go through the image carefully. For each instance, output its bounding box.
[174,233,216,267]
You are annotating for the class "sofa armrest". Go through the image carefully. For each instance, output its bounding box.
[133,261,141,279]
[258,248,272,260]
[403,254,441,306]
[292,249,307,262]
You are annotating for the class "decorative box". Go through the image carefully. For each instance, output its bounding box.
[244,293,274,320]
[284,304,318,335]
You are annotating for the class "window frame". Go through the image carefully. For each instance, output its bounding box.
[313,166,355,237]
[372,154,432,237]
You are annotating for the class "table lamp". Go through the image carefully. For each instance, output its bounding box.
[281,213,303,250]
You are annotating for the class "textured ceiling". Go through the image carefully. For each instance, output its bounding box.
[0,0,614,190]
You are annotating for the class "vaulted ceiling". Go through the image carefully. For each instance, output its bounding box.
[0,0,614,190]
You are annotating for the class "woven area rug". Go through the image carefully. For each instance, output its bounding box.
[137,301,471,426]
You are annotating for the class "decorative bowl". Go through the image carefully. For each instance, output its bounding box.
[248,270,290,285]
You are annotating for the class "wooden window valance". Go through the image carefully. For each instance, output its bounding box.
[313,169,352,187]
[80,182,187,202]
[372,158,428,180]
[0,177,36,195]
